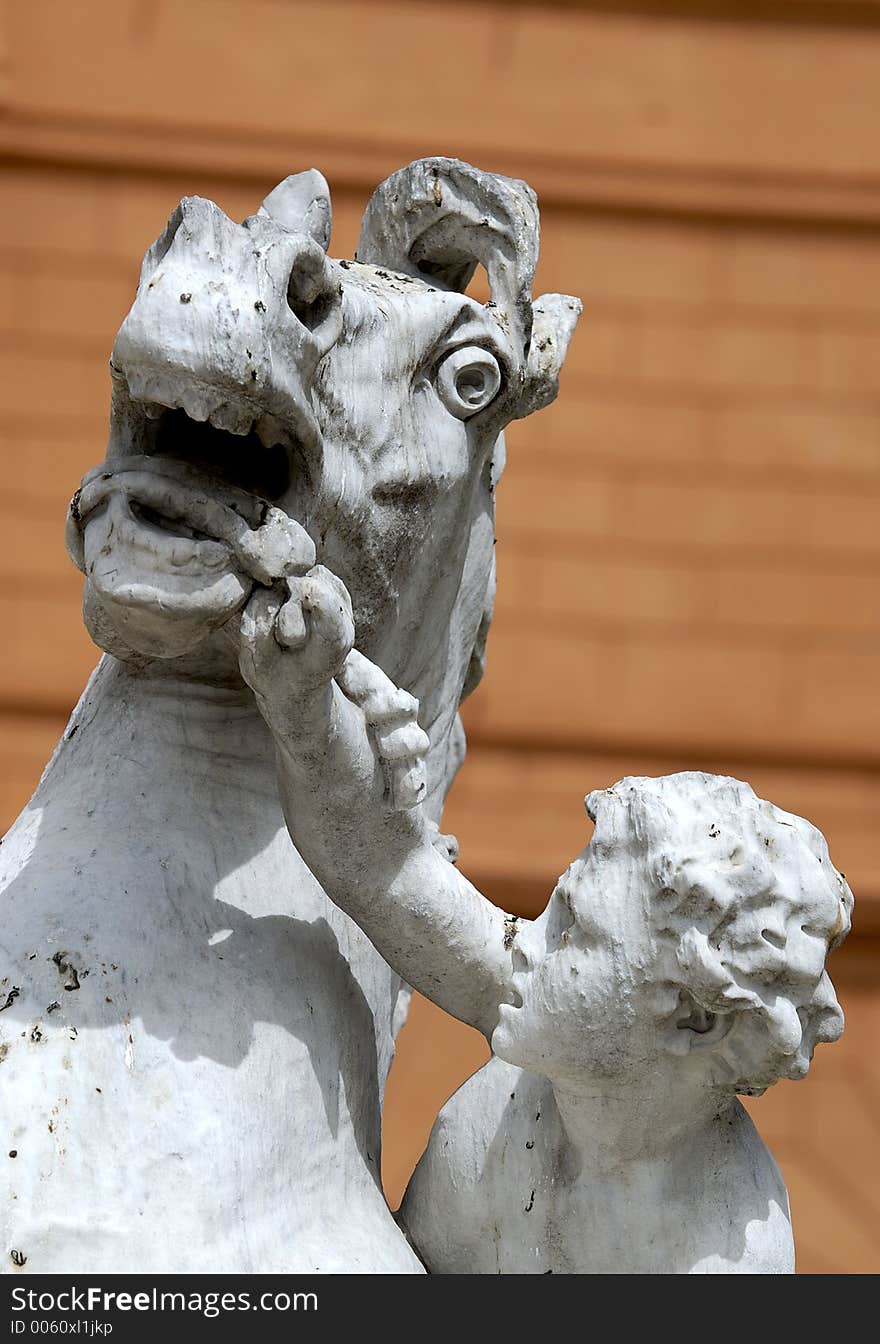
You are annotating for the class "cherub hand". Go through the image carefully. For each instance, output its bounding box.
[237,565,355,728]
[236,570,429,811]
[336,648,430,811]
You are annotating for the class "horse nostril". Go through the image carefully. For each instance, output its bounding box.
[288,283,337,334]
[286,245,342,345]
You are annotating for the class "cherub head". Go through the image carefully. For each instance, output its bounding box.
[493,772,852,1097]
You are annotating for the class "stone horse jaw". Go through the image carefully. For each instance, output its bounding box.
[69,184,343,662]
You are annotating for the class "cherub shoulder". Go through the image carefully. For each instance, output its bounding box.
[399,1057,554,1273]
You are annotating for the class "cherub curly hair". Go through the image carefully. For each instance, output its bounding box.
[585,773,853,1096]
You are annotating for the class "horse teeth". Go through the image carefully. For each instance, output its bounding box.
[254,413,289,450]
[143,401,165,420]
[179,387,212,422]
[208,402,253,435]
[124,369,148,401]
[142,373,173,406]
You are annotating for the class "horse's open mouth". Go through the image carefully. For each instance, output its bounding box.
[68,374,317,589]
[107,360,321,517]
[143,405,292,504]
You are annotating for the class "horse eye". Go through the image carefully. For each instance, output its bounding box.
[435,346,501,419]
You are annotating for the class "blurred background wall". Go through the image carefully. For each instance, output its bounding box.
[1,0,878,1272]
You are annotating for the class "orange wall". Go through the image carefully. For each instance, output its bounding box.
[1,0,878,1273]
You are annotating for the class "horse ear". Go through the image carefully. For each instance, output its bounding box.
[259,170,332,250]
[357,157,540,358]
[515,292,583,419]
[359,158,582,417]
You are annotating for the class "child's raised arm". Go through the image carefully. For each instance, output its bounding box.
[232,571,516,1038]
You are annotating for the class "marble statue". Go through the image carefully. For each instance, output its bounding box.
[0,158,580,1273]
[233,572,853,1274]
[0,147,851,1276]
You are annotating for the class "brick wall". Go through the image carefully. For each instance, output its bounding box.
[2,0,878,1273]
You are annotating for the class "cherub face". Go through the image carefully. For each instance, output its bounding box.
[491,774,852,1095]
[491,847,664,1087]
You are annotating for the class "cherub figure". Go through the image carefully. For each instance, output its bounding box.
[235,570,853,1275]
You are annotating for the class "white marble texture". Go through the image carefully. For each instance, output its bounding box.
[0,159,580,1273]
[229,573,853,1274]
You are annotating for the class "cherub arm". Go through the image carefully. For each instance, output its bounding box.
[234,574,516,1039]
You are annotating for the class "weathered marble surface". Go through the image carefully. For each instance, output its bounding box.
[403,777,853,1275]
[0,158,580,1272]
[229,572,853,1274]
